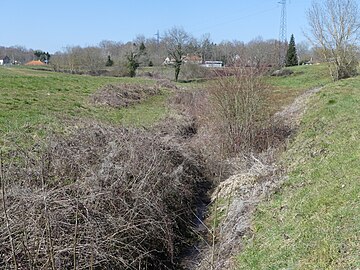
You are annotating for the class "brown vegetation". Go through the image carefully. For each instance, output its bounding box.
[0,122,210,270]
[0,66,296,270]
[168,66,296,269]
[90,83,161,108]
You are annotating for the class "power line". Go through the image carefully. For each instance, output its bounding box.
[191,6,278,35]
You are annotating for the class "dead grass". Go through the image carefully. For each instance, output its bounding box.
[90,83,161,108]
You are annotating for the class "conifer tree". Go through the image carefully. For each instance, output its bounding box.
[105,55,114,66]
[285,34,298,66]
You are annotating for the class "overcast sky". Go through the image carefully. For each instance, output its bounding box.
[0,0,348,53]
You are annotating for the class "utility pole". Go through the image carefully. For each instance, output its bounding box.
[155,30,161,65]
[278,0,287,67]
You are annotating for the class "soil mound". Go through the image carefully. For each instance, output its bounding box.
[24,60,46,66]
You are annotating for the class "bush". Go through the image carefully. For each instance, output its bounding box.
[205,67,268,154]
[90,83,161,108]
[0,122,209,269]
[168,67,272,179]
[179,63,210,81]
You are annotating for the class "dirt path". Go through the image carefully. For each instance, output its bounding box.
[188,86,323,270]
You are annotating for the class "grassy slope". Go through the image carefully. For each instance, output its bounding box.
[237,75,360,269]
[0,66,169,146]
[265,64,331,114]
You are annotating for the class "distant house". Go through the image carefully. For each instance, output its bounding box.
[163,57,175,65]
[183,54,202,64]
[0,55,11,65]
[163,54,203,65]
[202,61,223,68]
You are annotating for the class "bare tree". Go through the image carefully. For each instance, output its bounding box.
[163,27,194,81]
[199,33,215,62]
[296,40,312,64]
[306,0,360,80]
[245,37,278,67]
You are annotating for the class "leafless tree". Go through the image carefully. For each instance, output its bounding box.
[306,0,360,80]
[245,37,278,67]
[163,27,194,81]
[296,40,312,64]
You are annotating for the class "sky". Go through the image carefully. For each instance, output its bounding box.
[0,0,332,53]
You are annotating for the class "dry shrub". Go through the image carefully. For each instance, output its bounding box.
[253,123,293,153]
[207,67,268,154]
[168,67,293,179]
[167,89,226,178]
[0,122,209,270]
[179,63,211,81]
[90,83,161,108]
[156,79,178,90]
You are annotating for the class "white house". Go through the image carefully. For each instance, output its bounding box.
[202,61,223,68]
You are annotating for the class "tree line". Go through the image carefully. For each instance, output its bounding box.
[1,0,359,81]
[48,31,315,80]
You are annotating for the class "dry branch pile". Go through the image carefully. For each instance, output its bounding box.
[0,123,209,269]
[90,83,161,108]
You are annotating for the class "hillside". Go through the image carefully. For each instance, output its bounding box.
[0,66,170,147]
[237,75,360,268]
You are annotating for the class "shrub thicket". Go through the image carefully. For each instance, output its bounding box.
[0,123,209,270]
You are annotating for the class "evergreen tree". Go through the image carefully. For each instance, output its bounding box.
[285,34,298,66]
[105,55,114,66]
[126,52,139,77]
[139,42,146,53]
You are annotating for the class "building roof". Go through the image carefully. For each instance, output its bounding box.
[25,60,46,66]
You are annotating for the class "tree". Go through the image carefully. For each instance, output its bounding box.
[105,55,114,66]
[139,42,146,53]
[285,34,298,66]
[306,0,360,80]
[163,27,193,81]
[200,33,215,62]
[245,37,278,67]
[34,50,43,59]
[296,41,312,64]
[126,51,139,77]
[34,50,51,63]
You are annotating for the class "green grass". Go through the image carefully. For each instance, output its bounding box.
[267,64,331,91]
[237,76,360,269]
[265,64,332,114]
[0,66,170,147]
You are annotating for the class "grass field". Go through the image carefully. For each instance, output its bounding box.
[237,75,360,269]
[0,66,170,147]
